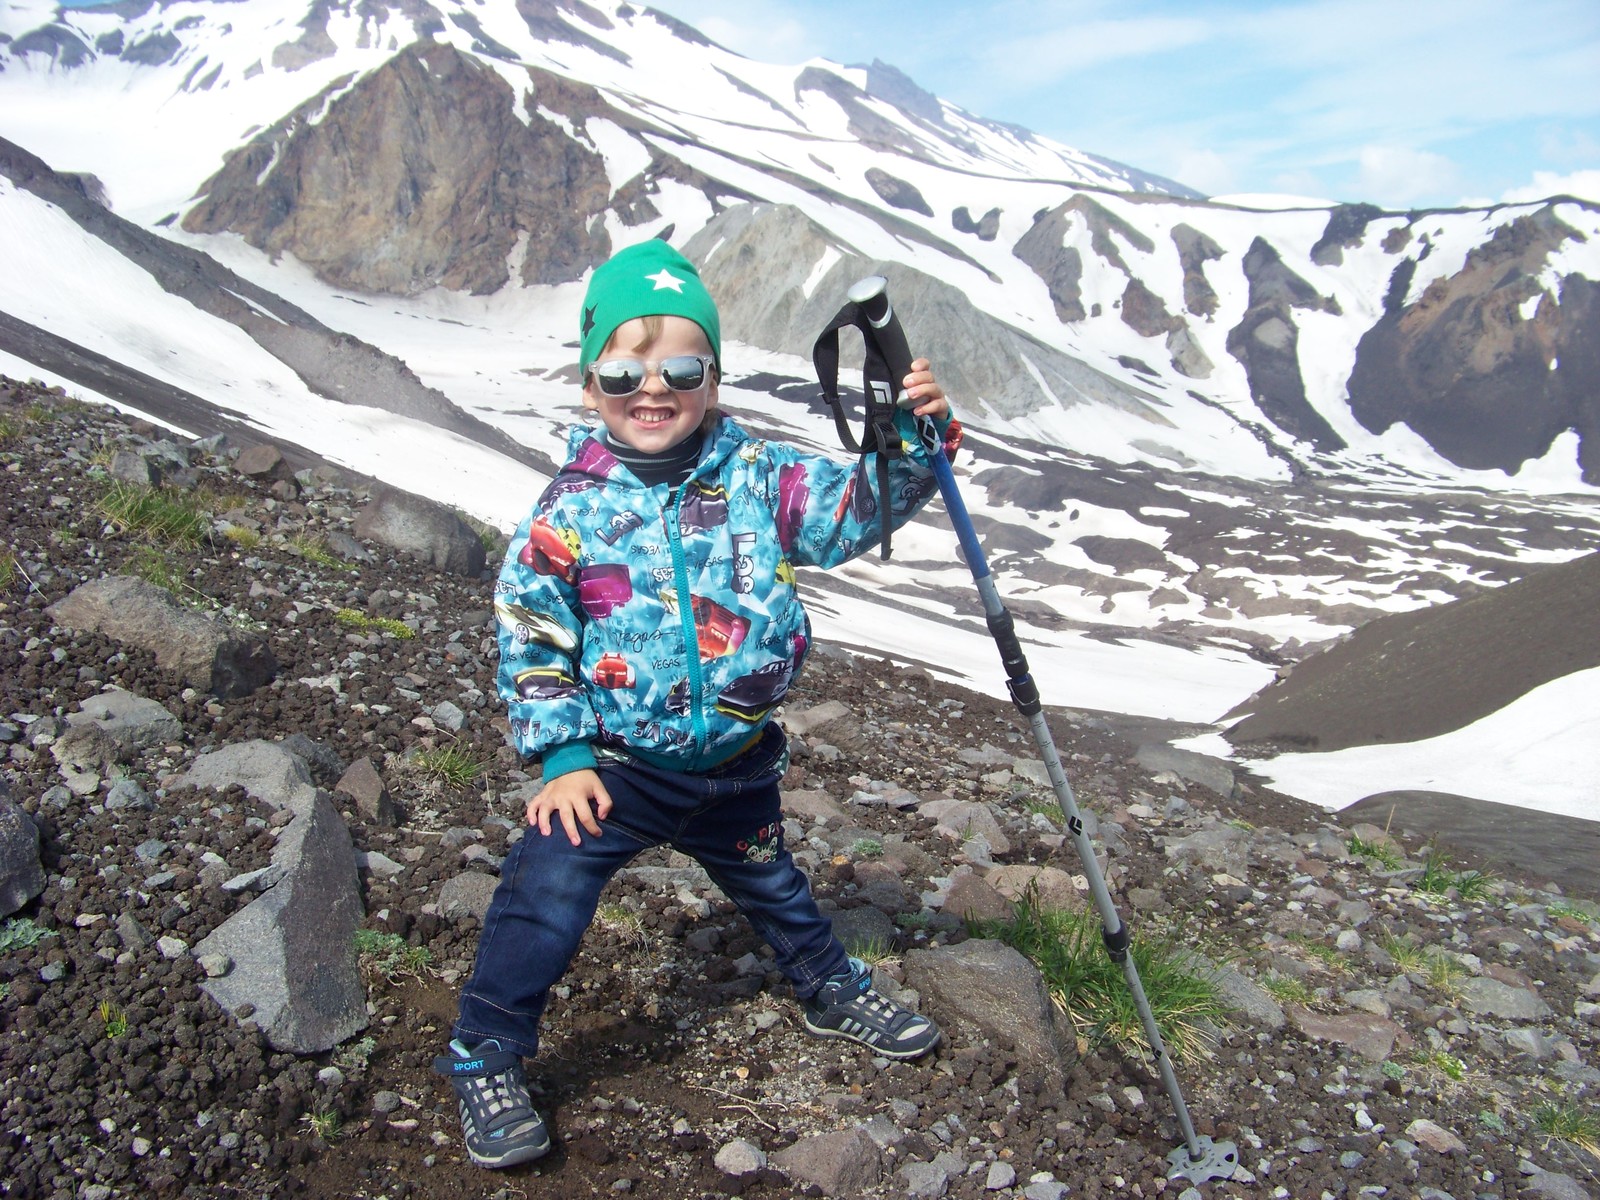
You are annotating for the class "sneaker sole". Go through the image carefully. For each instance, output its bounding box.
[802,1015,941,1060]
[465,1131,552,1169]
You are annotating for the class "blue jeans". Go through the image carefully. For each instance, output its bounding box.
[453,725,849,1058]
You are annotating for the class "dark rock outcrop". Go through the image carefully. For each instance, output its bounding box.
[1226,237,1345,451]
[865,167,933,217]
[1014,195,1157,325]
[1345,207,1600,483]
[952,205,1000,241]
[184,41,613,293]
[1171,223,1224,317]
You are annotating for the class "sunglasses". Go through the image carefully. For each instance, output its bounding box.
[588,355,715,398]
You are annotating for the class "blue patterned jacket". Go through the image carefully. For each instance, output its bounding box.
[495,410,950,780]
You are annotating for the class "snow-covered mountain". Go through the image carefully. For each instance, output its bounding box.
[1,0,1596,819]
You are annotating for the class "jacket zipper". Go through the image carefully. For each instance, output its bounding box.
[664,483,708,759]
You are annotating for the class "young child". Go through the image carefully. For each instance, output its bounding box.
[435,239,954,1168]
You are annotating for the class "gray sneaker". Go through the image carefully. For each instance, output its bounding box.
[802,956,941,1059]
[433,1038,551,1168]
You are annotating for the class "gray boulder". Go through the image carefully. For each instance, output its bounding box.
[1134,743,1237,798]
[47,576,277,698]
[0,794,45,918]
[438,872,499,922]
[771,1127,881,1197]
[335,757,398,826]
[178,739,317,811]
[194,791,366,1053]
[66,688,183,757]
[354,485,486,577]
[905,938,1074,1085]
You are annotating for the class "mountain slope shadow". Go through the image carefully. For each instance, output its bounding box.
[1222,550,1600,751]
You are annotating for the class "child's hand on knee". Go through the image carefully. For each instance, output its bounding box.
[528,769,613,846]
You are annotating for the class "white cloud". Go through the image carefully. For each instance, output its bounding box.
[977,14,1209,80]
[1355,146,1462,207]
[1500,169,1600,206]
[1168,148,1235,196]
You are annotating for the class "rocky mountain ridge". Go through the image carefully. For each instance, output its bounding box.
[2,383,1598,1200]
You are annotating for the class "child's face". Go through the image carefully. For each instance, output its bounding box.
[584,315,718,452]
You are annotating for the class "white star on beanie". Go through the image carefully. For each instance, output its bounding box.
[646,268,685,292]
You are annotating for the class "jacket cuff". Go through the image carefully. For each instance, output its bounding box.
[540,742,598,783]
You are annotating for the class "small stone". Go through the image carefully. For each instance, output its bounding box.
[1405,1118,1467,1155]
[198,953,232,978]
[986,1160,1017,1189]
[317,1066,345,1088]
[156,935,188,959]
[714,1138,767,1176]
[372,1091,403,1115]
[39,960,68,983]
[130,1137,152,1157]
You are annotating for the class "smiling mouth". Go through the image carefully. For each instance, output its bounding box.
[628,408,677,424]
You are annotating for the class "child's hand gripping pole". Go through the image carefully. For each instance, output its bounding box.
[839,275,1239,1186]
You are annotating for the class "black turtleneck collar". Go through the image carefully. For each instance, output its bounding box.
[603,431,703,489]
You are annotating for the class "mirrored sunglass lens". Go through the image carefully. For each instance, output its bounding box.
[594,361,645,395]
[660,356,707,391]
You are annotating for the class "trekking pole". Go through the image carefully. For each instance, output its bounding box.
[844,275,1238,1184]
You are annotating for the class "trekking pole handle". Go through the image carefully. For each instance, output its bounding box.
[846,276,916,406]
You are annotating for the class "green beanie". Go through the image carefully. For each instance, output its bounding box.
[579,240,722,377]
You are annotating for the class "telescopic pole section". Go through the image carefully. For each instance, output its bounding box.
[846,275,1238,1184]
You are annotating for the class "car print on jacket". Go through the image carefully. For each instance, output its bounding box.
[578,563,634,619]
[677,480,730,533]
[512,666,581,701]
[519,517,580,584]
[494,599,578,653]
[715,659,793,722]
[658,590,750,660]
[592,653,635,689]
[775,462,810,553]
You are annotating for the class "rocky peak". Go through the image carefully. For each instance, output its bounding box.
[183,40,613,292]
[1348,205,1600,482]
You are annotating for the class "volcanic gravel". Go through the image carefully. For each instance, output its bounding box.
[1,379,1597,1200]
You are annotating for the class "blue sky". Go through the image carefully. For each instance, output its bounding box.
[662,0,1600,208]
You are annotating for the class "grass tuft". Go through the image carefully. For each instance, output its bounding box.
[303,1111,342,1142]
[1530,1100,1599,1156]
[333,608,416,639]
[408,743,486,790]
[1260,973,1316,1009]
[596,902,648,947]
[353,929,432,981]
[1415,849,1495,899]
[98,999,128,1039]
[97,482,208,548]
[1347,833,1402,871]
[846,934,900,967]
[973,888,1228,1063]
[290,533,341,567]
[222,525,261,550]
